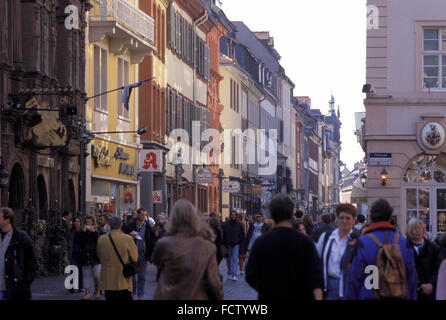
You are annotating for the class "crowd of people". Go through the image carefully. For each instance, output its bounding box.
[1,195,446,300]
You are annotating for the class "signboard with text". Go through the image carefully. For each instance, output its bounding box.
[222,181,241,193]
[369,153,392,166]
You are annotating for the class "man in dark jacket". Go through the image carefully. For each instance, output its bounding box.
[0,207,38,300]
[246,195,323,300]
[311,213,334,243]
[222,211,245,281]
[123,208,155,300]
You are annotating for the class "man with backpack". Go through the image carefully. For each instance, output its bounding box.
[316,203,359,300]
[345,199,418,300]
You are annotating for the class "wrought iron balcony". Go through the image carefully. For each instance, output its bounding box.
[89,0,156,63]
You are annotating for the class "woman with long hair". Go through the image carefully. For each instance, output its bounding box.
[406,218,442,300]
[79,216,100,300]
[152,200,223,300]
[303,215,315,235]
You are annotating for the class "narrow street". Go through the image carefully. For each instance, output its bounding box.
[30,261,257,300]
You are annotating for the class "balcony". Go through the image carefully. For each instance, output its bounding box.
[89,0,156,63]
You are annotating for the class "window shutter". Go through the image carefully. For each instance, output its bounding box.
[176,94,181,129]
[204,44,210,81]
[194,33,199,68]
[167,5,175,49]
[171,90,176,131]
[175,13,180,54]
[166,87,171,133]
[179,17,183,56]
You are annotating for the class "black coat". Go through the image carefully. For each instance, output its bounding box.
[408,238,442,300]
[123,220,155,261]
[211,225,223,264]
[246,221,269,248]
[79,230,100,266]
[4,228,38,300]
[222,220,245,247]
[311,224,334,243]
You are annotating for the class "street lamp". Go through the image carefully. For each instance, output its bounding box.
[217,168,227,217]
[380,168,389,186]
[360,173,367,188]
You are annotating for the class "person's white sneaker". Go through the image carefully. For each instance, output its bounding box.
[240,270,244,276]
[232,276,237,281]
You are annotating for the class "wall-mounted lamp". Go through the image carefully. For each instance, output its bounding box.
[360,173,367,188]
[0,157,9,189]
[380,168,389,186]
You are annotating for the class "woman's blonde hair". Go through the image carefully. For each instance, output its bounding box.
[406,218,426,239]
[167,199,205,238]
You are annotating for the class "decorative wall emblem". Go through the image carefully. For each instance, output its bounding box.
[421,122,446,150]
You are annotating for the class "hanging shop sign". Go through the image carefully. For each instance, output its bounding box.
[421,122,446,150]
[139,150,163,173]
[248,185,263,195]
[222,181,241,193]
[92,144,115,168]
[152,191,162,204]
[37,155,55,168]
[197,167,213,184]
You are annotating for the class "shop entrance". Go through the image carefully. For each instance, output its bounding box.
[403,154,446,237]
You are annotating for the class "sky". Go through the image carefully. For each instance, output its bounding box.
[220,0,367,171]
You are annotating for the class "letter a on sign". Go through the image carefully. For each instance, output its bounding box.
[139,150,163,173]
[65,5,79,30]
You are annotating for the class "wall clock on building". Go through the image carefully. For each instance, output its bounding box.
[421,122,446,150]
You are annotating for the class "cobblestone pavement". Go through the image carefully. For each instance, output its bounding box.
[30,259,258,300]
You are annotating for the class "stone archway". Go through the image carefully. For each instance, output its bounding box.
[8,163,25,210]
[37,174,48,220]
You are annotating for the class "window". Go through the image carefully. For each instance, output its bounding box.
[94,45,108,111]
[230,78,239,113]
[117,57,130,118]
[242,89,248,119]
[423,28,446,89]
[44,11,50,75]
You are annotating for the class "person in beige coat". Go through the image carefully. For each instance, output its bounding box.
[97,216,138,300]
[152,199,223,300]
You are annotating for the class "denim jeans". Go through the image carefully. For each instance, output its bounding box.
[133,258,147,297]
[82,264,100,293]
[226,245,239,277]
[325,278,341,300]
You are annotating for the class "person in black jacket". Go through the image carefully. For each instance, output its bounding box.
[407,218,442,300]
[0,207,38,300]
[222,211,245,281]
[69,216,83,292]
[311,213,334,243]
[79,216,100,300]
[246,213,269,252]
[123,208,155,300]
[208,216,224,265]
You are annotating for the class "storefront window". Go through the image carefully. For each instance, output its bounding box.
[91,179,136,217]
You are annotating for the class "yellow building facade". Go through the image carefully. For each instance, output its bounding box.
[85,0,156,216]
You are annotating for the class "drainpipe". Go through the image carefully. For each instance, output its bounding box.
[192,10,208,210]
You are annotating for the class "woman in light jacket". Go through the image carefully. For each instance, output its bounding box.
[152,199,223,300]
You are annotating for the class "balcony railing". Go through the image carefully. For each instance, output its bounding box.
[91,0,154,45]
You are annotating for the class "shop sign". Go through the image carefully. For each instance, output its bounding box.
[222,181,240,193]
[92,145,115,168]
[152,191,162,203]
[119,163,135,176]
[68,161,80,174]
[139,150,163,173]
[92,195,110,204]
[369,153,392,166]
[421,122,446,150]
[197,167,213,184]
[248,185,262,195]
[37,155,55,168]
[114,147,130,160]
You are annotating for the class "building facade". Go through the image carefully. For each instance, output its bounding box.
[364,0,446,236]
[0,0,90,223]
[85,0,156,216]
